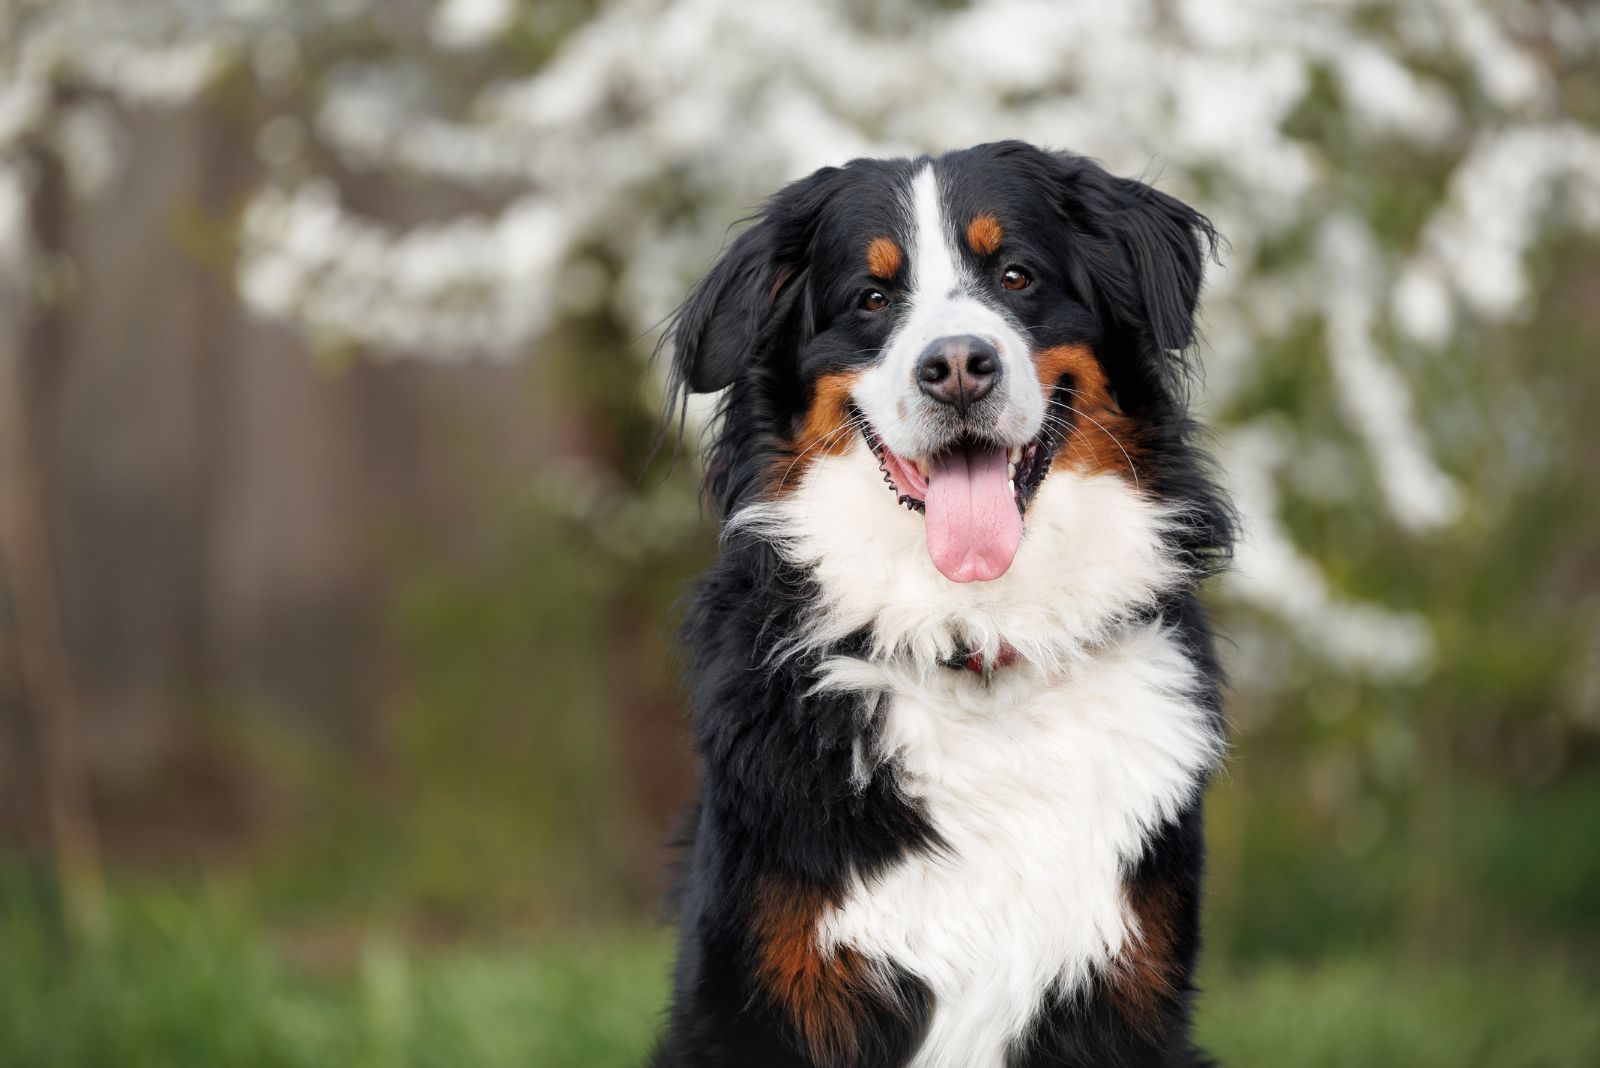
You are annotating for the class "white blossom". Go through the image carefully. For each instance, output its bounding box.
[3,0,1598,679]
[429,0,515,52]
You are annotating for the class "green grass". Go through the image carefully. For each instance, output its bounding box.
[1199,958,1600,1067]
[0,877,670,1068]
[2,874,1597,1068]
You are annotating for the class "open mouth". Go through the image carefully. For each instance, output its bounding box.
[861,415,1060,583]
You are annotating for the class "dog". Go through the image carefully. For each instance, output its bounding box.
[651,140,1233,1068]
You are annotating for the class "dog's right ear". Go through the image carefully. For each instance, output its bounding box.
[668,167,842,394]
[670,222,788,394]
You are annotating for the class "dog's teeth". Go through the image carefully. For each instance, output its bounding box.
[1008,445,1021,464]
[1008,478,1016,495]
[916,458,929,477]
[1007,462,1016,478]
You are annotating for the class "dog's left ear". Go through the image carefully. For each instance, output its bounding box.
[1045,151,1218,360]
[1102,176,1214,354]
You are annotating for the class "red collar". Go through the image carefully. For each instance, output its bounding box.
[960,641,1020,678]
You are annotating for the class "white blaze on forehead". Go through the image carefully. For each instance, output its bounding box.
[907,164,964,307]
[852,163,1044,460]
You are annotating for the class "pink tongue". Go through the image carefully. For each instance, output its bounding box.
[924,443,1023,583]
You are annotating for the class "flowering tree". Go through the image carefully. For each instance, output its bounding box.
[4,0,1599,686]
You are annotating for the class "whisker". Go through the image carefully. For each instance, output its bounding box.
[1055,390,1140,490]
[774,413,869,489]
[1037,412,1100,474]
[1033,405,1140,490]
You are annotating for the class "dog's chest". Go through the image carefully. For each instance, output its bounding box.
[817,629,1216,1068]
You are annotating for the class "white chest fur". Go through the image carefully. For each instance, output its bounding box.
[735,444,1220,1068]
[819,630,1217,1068]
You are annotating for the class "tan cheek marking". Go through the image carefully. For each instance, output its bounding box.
[966,213,1003,255]
[753,878,870,1065]
[1034,344,1141,479]
[1108,878,1184,1037]
[866,236,902,279]
[770,371,861,493]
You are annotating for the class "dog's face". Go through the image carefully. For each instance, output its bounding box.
[672,141,1214,585]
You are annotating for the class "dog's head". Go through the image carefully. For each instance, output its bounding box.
[670,141,1219,585]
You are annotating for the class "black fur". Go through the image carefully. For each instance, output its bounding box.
[652,142,1233,1067]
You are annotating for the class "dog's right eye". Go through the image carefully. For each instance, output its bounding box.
[860,288,889,312]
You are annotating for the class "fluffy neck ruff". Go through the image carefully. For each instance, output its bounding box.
[727,439,1195,680]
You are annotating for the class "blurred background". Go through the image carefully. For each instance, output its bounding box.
[1,1,1598,1065]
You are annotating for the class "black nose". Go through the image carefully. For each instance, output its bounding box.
[916,335,1001,412]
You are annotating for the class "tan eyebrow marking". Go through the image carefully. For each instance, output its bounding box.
[865,236,902,279]
[967,213,1003,255]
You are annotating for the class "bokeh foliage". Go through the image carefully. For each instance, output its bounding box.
[1,1,1598,1064]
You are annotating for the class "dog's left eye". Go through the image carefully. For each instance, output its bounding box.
[1000,266,1031,291]
[860,288,889,312]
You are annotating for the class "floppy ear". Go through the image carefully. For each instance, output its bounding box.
[668,167,843,395]
[670,221,789,394]
[1103,176,1215,354]
[1045,151,1217,358]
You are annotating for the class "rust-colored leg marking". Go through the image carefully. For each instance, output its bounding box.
[1033,344,1141,479]
[966,213,1004,256]
[1109,878,1184,1036]
[753,878,870,1066]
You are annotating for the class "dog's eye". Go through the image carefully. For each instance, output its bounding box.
[1000,266,1031,291]
[860,288,889,312]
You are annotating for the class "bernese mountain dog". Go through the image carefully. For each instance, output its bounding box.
[651,140,1233,1068]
